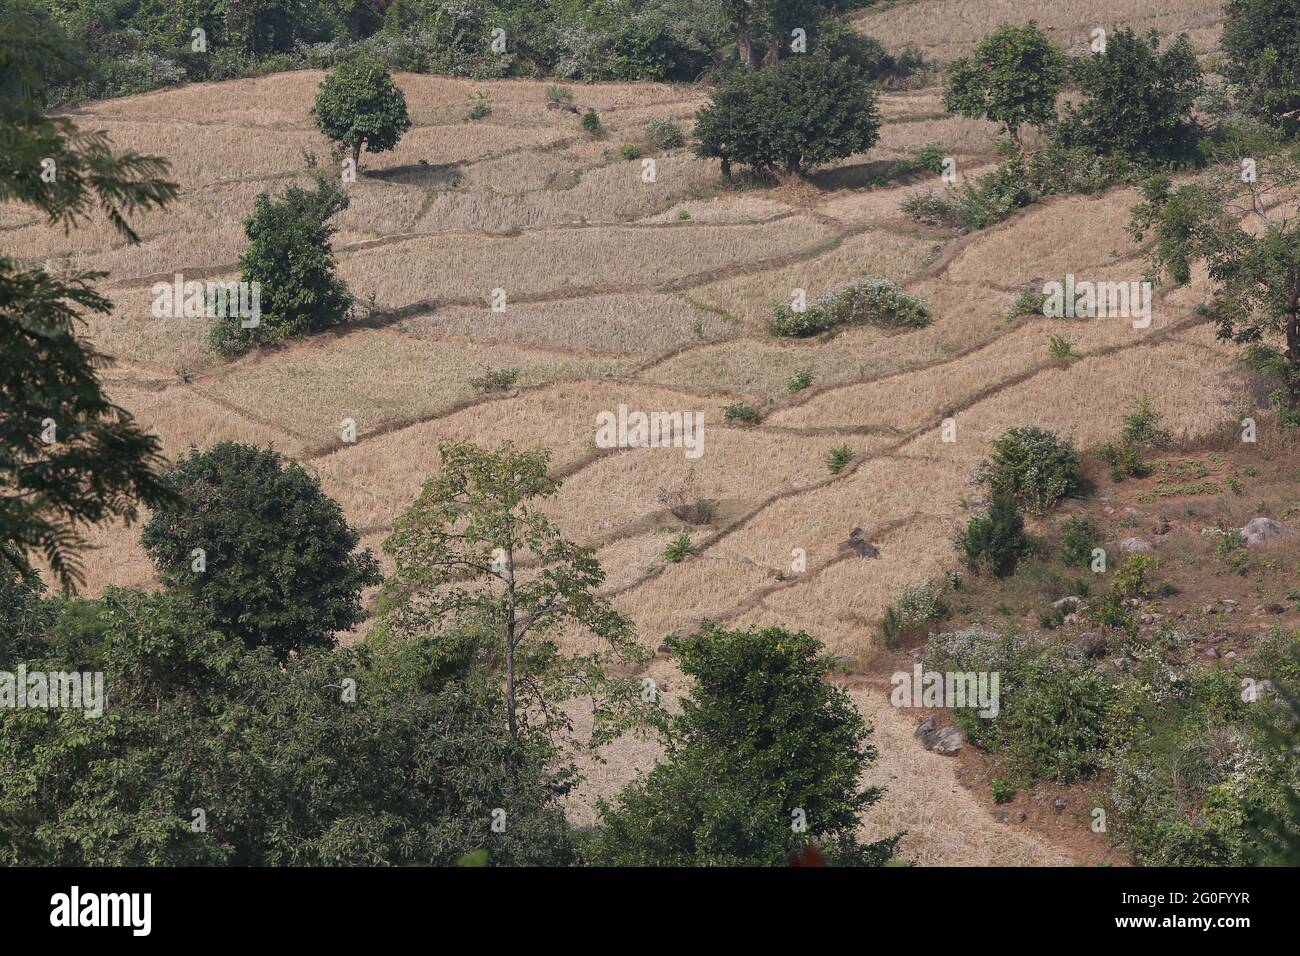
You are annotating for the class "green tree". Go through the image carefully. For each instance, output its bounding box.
[1058,28,1203,164]
[210,168,354,356]
[942,22,1064,144]
[0,587,574,866]
[140,442,380,659]
[0,10,180,590]
[379,440,647,744]
[987,425,1082,515]
[1129,153,1300,411]
[955,493,1030,578]
[584,623,897,866]
[312,56,412,169]
[1222,0,1300,135]
[693,53,880,176]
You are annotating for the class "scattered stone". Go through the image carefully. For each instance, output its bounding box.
[1266,603,1286,615]
[922,724,963,754]
[1118,536,1154,554]
[994,808,1010,823]
[1069,632,1108,660]
[1225,651,1237,660]
[1052,797,1068,815]
[840,527,880,558]
[1152,515,1170,535]
[1241,517,1293,546]
[1203,646,1220,659]
[1138,612,1159,625]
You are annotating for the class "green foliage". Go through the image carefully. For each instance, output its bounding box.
[141,443,380,659]
[619,143,642,160]
[1047,333,1075,359]
[1222,0,1300,134]
[786,366,815,392]
[469,365,520,392]
[1111,554,1161,599]
[986,426,1082,515]
[1059,515,1102,569]
[1122,391,1173,448]
[942,22,1064,142]
[880,580,950,648]
[1213,529,1252,575]
[0,588,574,865]
[928,627,1113,784]
[663,533,695,563]
[954,494,1030,578]
[644,116,685,149]
[0,568,57,662]
[546,84,574,103]
[1057,28,1204,164]
[723,401,761,425]
[0,13,180,590]
[580,108,605,136]
[769,277,929,337]
[900,154,1035,230]
[312,56,412,166]
[1130,157,1300,409]
[990,778,1016,804]
[379,441,647,745]
[210,171,354,357]
[465,92,492,120]
[910,142,945,175]
[584,624,897,866]
[825,444,855,475]
[693,53,881,176]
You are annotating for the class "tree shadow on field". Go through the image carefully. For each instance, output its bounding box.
[365,161,463,189]
[806,159,920,192]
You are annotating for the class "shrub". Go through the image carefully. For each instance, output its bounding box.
[469,366,519,393]
[1121,392,1172,448]
[786,367,815,392]
[910,142,946,175]
[1222,0,1300,134]
[465,93,491,120]
[900,155,1035,230]
[644,117,685,149]
[826,444,855,475]
[986,426,1082,515]
[1101,439,1149,481]
[1111,554,1161,598]
[580,109,605,136]
[1213,530,1251,575]
[620,143,643,160]
[140,443,381,659]
[723,402,761,425]
[1047,333,1075,359]
[880,581,950,648]
[546,85,574,104]
[1059,516,1102,569]
[769,277,929,337]
[693,54,881,177]
[663,533,696,563]
[210,172,353,358]
[990,779,1016,804]
[655,468,716,525]
[954,494,1030,577]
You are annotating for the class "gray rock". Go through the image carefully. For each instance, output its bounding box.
[922,725,963,754]
[1053,596,1084,610]
[1241,517,1292,546]
[1118,536,1155,554]
[994,808,1010,823]
[840,527,880,558]
[913,716,935,739]
[1070,632,1108,660]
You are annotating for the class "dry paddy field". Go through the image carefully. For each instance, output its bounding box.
[9,0,1262,865]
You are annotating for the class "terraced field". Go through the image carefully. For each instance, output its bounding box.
[10,0,1251,865]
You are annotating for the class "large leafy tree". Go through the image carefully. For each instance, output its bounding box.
[1129,150,1300,413]
[1222,0,1300,135]
[312,56,412,169]
[141,442,381,659]
[209,167,354,356]
[585,624,898,866]
[379,440,647,744]
[942,22,1064,144]
[1058,28,1203,164]
[693,53,880,177]
[0,588,574,866]
[0,10,180,590]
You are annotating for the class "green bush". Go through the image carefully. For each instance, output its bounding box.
[826,444,856,475]
[580,109,605,136]
[1059,516,1102,569]
[644,117,685,149]
[880,580,950,648]
[786,367,815,392]
[986,426,1082,515]
[954,494,1030,577]
[723,402,761,425]
[769,277,929,337]
[663,533,695,563]
[1111,554,1161,599]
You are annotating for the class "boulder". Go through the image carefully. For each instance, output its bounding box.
[1240,517,1293,546]
[921,724,963,754]
[1070,632,1108,659]
[1118,536,1154,554]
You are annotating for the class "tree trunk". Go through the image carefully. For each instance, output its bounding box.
[1286,306,1299,408]
[761,44,780,67]
[352,141,361,172]
[737,28,756,69]
[720,157,732,179]
[505,544,518,741]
